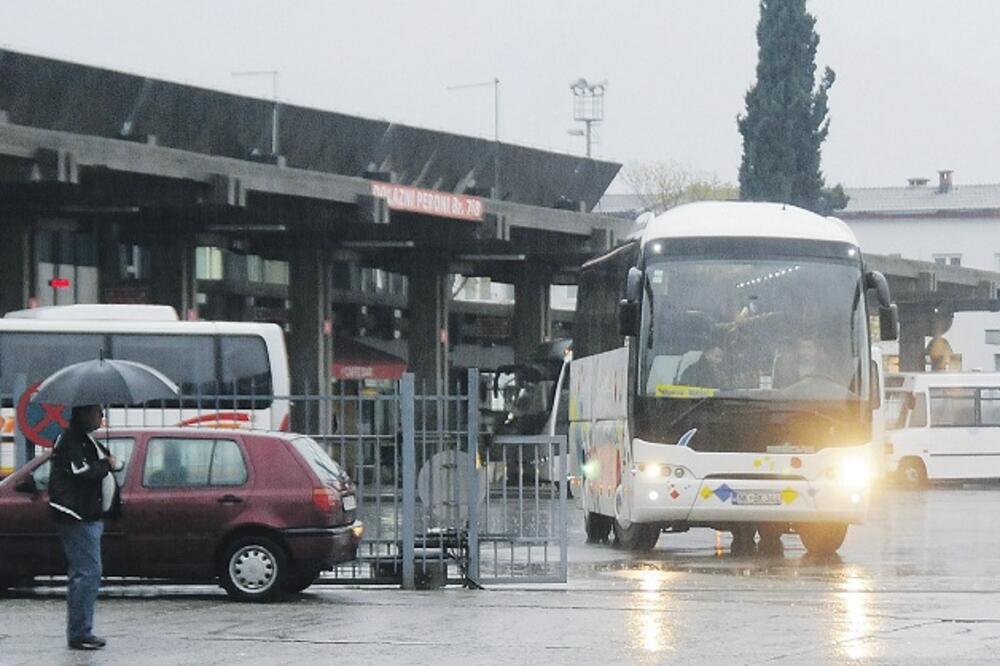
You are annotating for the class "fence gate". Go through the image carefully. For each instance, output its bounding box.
[319,369,568,588]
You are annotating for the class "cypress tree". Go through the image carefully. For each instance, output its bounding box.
[738,0,845,214]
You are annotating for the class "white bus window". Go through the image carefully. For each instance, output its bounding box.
[929,388,976,427]
[219,336,272,398]
[980,389,1000,426]
[111,335,216,396]
[0,333,106,397]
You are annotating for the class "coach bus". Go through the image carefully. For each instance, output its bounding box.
[570,201,897,556]
[0,305,290,477]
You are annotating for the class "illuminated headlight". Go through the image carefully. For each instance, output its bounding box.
[635,463,670,478]
[837,457,872,487]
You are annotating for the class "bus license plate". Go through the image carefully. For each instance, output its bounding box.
[343,495,357,511]
[732,490,781,506]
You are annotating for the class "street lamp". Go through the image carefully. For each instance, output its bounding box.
[232,70,281,156]
[569,78,606,158]
[447,77,500,198]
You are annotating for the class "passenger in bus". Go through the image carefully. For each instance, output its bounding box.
[773,337,824,388]
[679,345,727,388]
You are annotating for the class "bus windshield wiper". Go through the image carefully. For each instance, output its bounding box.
[666,396,758,429]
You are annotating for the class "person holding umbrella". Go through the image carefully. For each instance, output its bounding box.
[32,355,179,651]
[47,404,121,650]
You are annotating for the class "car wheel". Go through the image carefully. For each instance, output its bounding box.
[898,458,927,489]
[612,519,660,551]
[286,567,324,594]
[797,522,849,556]
[220,536,288,602]
[584,511,613,544]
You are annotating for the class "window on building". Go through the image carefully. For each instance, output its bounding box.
[987,331,1000,346]
[246,255,263,283]
[262,260,289,285]
[195,247,224,280]
[932,254,962,266]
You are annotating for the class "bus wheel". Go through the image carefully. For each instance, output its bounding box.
[584,512,613,544]
[730,525,757,557]
[757,523,785,557]
[613,519,660,551]
[797,523,848,556]
[898,458,927,488]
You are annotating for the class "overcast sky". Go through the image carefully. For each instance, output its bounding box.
[2,0,998,191]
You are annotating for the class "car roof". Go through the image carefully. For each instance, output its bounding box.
[96,427,301,441]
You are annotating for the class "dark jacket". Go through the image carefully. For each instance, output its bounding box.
[48,425,113,522]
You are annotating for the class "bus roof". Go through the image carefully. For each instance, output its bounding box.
[888,372,1000,389]
[4,304,179,321]
[641,201,858,246]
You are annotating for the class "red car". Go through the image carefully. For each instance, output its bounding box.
[0,428,362,602]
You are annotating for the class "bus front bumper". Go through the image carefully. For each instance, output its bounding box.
[629,476,870,525]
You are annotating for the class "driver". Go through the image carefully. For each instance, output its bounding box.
[773,337,823,388]
[679,345,727,388]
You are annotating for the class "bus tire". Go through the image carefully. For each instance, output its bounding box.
[756,523,785,557]
[584,512,613,544]
[797,522,848,556]
[730,524,757,557]
[613,519,660,551]
[897,458,927,488]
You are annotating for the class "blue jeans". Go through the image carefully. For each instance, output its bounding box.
[56,520,104,641]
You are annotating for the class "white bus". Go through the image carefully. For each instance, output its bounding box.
[570,202,898,556]
[886,372,1000,486]
[0,305,290,477]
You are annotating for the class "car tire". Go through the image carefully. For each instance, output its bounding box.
[286,567,324,594]
[220,536,289,602]
[898,458,927,489]
[797,522,849,556]
[584,511,613,544]
[612,519,660,551]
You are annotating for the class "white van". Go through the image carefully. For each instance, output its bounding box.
[885,372,1000,486]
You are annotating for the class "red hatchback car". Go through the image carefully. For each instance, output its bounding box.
[0,428,362,602]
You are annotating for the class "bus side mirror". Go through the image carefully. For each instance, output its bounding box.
[865,270,892,308]
[619,300,640,337]
[625,267,643,302]
[879,304,899,342]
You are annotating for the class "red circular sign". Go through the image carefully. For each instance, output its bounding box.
[16,383,71,448]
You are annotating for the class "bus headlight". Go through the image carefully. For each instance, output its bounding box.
[634,463,670,478]
[837,457,872,487]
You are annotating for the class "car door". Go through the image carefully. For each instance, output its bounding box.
[0,454,63,577]
[120,434,253,578]
[97,437,138,575]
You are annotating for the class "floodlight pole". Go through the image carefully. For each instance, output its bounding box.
[447,78,500,198]
[232,70,281,156]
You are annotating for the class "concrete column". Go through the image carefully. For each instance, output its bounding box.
[406,264,450,395]
[149,236,197,319]
[95,222,121,299]
[288,245,333,432]
[513,275,552,364]
[0,218,33,315]
[897,309,927,372]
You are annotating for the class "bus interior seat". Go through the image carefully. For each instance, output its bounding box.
[646,351,703,393]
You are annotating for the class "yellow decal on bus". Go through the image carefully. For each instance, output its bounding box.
[654,385,718,399]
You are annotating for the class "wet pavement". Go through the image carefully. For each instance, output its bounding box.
[3,485,1000,664]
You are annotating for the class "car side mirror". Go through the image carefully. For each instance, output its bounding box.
[619,300,640,337]
[14,476,38,494]
[879,304,899,342]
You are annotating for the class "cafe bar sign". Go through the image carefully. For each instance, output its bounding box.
[370,182,485,222]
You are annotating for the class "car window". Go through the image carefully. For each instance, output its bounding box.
[288,436,348,484]
[31,459,51,492]
[143,438,246,488]
[209,439,248,486]
[95,437,136,485]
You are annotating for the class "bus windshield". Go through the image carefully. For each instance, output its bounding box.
[638,240,869,404]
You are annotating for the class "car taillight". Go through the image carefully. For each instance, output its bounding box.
[312,487,338,512]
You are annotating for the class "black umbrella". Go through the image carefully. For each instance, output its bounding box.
[30,357,180,408]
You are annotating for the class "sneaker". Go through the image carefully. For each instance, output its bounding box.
[68,636,106,650]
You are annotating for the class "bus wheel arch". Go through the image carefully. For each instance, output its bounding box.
[897,457,927,488]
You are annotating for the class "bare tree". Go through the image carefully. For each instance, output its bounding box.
[623,161,738,213]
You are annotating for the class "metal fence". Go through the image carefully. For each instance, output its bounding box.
[4,369,568,589]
